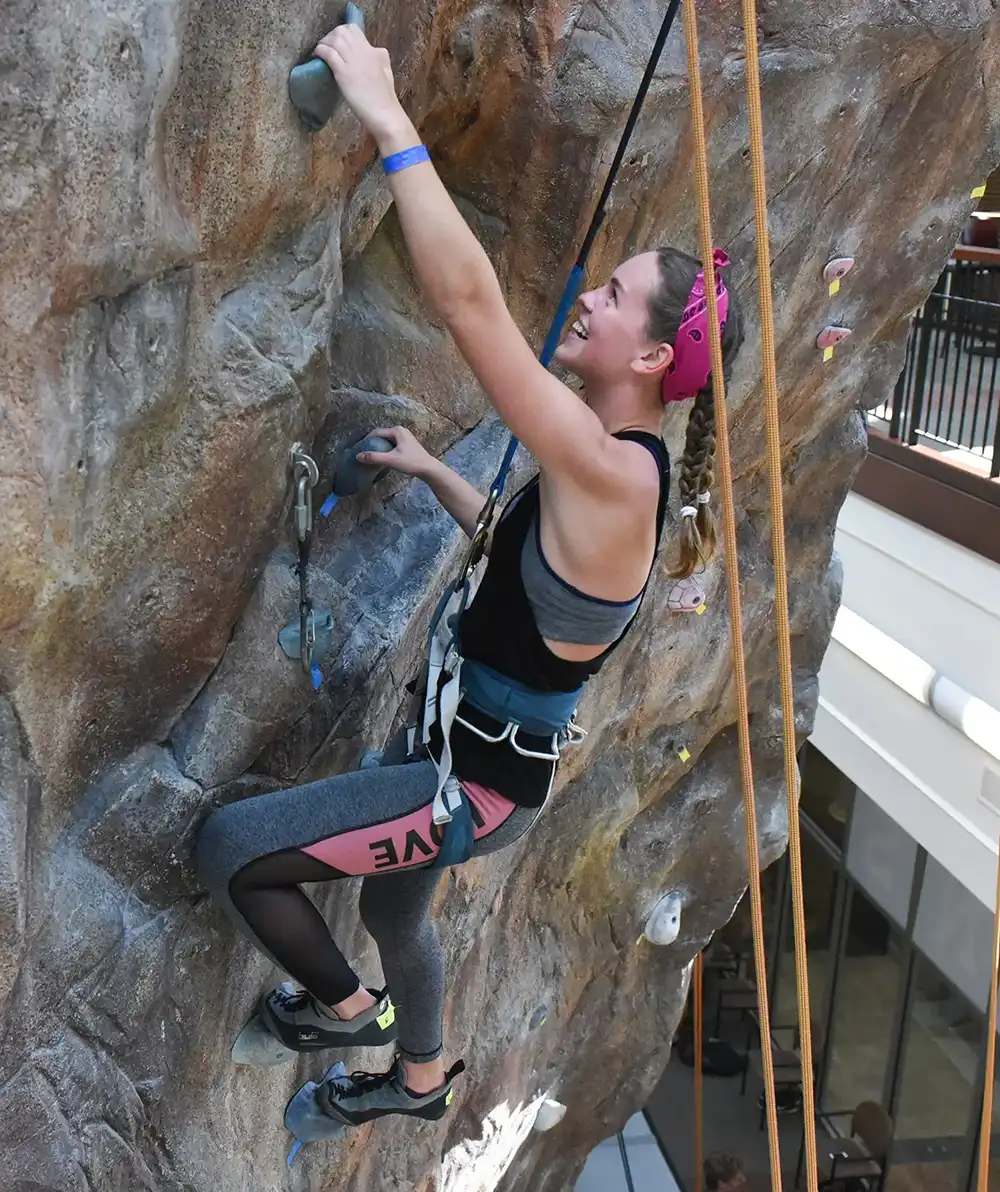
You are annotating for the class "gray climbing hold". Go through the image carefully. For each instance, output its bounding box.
[288,3,365,133]
[232,984,301,1067]
[278,609,335,661]
[329,433,394,498]
[285,1061,353,1144]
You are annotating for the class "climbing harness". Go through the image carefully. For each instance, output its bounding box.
[407,0,685,867]
[278,444,334,689]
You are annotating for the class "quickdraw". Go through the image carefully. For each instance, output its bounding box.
[278,443,334,689]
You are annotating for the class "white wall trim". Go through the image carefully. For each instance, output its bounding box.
[831,606,1000,765]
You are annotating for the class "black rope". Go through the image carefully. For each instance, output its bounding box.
[575,0,685,267]
[617,1130,638,1192]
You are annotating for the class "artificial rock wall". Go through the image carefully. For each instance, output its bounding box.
[1,0,998,1188]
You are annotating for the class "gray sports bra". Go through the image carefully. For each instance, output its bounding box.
[520,511,644,644]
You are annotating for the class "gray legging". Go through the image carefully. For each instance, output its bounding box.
[195,750,542,1062]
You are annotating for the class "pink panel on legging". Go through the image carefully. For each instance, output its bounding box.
[299,781,515,876]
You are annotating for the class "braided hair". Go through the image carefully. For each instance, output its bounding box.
[646,247,745,579]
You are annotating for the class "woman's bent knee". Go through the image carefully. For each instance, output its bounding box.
[193,803,238,894]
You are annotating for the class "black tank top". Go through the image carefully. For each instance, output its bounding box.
[459,430,671,691]
[439,430,671,808]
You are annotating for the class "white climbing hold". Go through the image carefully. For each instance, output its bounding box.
[533,1099,567,1132]
[641,891,683,946]
[667,575,706,613]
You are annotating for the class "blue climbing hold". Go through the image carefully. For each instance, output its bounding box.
[311,664,323,690]
[320,492,338,517]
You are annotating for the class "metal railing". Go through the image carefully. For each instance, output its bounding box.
[871,257,1000,478]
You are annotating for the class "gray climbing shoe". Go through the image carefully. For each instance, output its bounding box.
[231,982,396,1067]
[313,1056,466,1127]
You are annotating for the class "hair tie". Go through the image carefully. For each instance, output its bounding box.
[680,505,698,519]
[697,492,711,505]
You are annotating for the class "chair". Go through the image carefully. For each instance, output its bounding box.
[796,1100,893,1191]
[749,1020,825,1130]
[712,974,758,1036]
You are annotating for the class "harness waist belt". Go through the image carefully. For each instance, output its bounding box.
[460,660,582,736]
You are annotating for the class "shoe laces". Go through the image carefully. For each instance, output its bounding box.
[335,1069,395,1100]
[272,987,314,1013]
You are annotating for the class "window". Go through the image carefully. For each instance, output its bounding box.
[772,832,840,1036]
[824,888,904,1112]
[887,957,982,1192]
[800,744,855,849]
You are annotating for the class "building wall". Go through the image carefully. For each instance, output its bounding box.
[814,493,1000,911]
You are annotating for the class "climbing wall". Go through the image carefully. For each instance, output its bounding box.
[1,0,998,1187]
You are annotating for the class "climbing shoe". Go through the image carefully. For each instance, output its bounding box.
[231,981,397,1066]
[313,1056,466,1126]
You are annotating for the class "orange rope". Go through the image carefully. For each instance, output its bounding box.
[736,0,820,1187]
[694,951,704,1192]
[977,839,1000,1192]
[681,3,783,1189]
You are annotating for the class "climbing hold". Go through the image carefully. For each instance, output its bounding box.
[328,433,395,499]
[677,746,691,763]
[533,1099,567,1132]
[667,574,706,613]
[285,1061,352,1159]
[823,257,854,296]
[358,748,384,770]
[641,891,683,946]
[278,609,335,663]
[816,326,851,354]
[529,1004,549,1031]
[289,3,365,132]
[232,982,301,1067]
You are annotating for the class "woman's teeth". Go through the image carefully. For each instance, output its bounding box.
[571,320,588,339]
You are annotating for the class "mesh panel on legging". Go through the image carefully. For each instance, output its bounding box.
[228,849,362,1007]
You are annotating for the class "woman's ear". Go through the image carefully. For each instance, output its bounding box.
[632,340,673,378]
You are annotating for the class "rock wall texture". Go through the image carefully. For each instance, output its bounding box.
[2,0,999,1188]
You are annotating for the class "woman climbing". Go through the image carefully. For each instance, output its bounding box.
[195,21,744,1132]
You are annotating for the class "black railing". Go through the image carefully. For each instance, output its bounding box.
[871,258,1000,478]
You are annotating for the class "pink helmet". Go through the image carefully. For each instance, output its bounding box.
[661,248,730,404]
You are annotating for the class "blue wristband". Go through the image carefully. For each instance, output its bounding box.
[382,144,430,174]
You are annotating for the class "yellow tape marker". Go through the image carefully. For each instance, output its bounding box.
[828,277,840,296]
[823,345,834,362]
[446,1088,454,1106]
[695,603,707,615]
[376,1001,396,1030]
[972,185,987,199]
[678,746,691,763]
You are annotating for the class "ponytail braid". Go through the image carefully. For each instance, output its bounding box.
[671,383,717,578]
[646,247,745,581]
